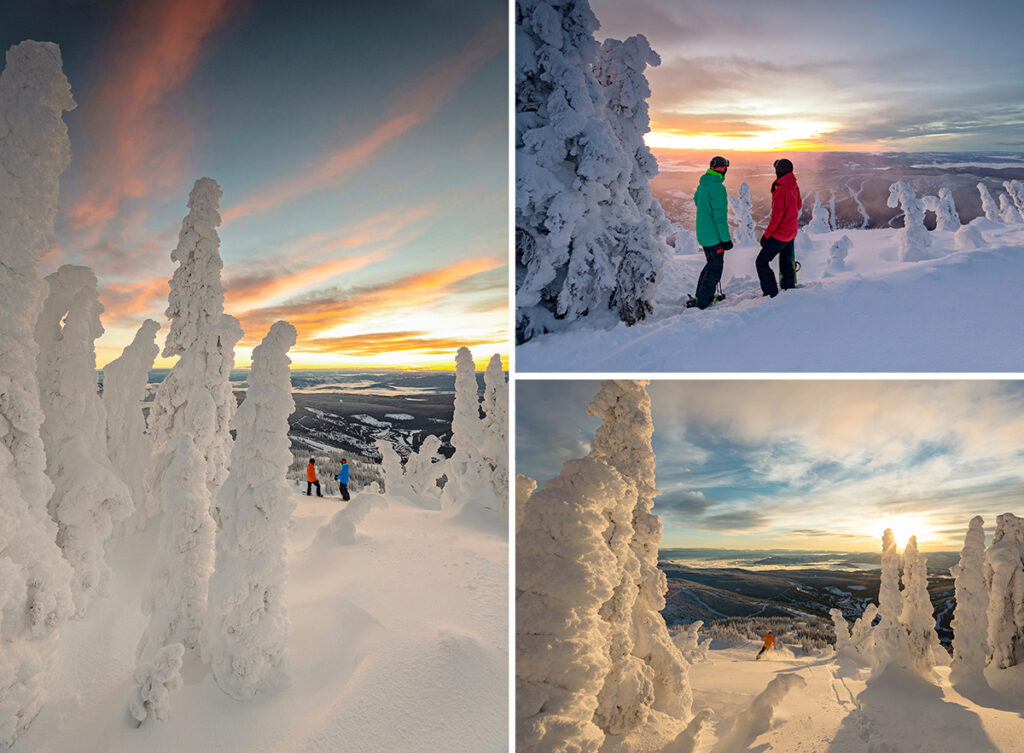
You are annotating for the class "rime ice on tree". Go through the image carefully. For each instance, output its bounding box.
[0,40,77,747]
[204,321,297,700]
[998,194,1023,224]
[825,235,853,277]
[977,182,1001,222]
[440,347,496,514]
[481,353,509,509]
[104,319,161,532]
[887,182,933,261]
[922,188,960,231]
[872,529,909,673]
[806,199,832,234]
[728,183,756,244]
[36,265,133,616]
[984,512,1024,669]
[137,178,242,674]
[1003,180,1024,217]
[950,516,989,686]
[899,536,940,676]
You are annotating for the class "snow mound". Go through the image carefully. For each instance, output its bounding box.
[313,493,386,546]
[711,673,807,753]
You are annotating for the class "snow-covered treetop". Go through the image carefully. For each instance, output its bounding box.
[593,34,660,176]
[586,379,656,501]
[162,177,226,358]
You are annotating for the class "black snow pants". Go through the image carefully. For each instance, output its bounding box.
[756,236,796,297]
[307,480,322,497]
[756,645,769,660]
[695,244,726,309]
[339,482,350,501]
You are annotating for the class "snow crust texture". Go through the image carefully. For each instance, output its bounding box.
[0,41,77,747]
[203,321,297,700]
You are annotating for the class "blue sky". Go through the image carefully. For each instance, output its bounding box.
[1,0,507,369]
[589,0,1024,151]
[517,380,1024,550]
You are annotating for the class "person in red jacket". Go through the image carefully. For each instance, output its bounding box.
[756,159,802,297]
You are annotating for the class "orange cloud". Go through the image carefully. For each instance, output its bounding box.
[65,0,244,236]
[237,256,506,342]
[99,275,169,324]
[300,330,507,357]
[221,17,505,224]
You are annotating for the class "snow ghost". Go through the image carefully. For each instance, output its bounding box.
[984,513,1024,669]
[950,516,989,686]
[887,181,933,261]
[921,188,960,231]
[728,182,756,244]
[825,235,853,276]
[805,199,832,234]
[977,182,1001,222]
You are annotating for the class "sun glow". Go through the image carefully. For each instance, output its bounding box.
[873,515,934,547]
[646,120,842,152]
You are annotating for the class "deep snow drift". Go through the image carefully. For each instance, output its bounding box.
[517,219,1024,372]
[7,491,508,753]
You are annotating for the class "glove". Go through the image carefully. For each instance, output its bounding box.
[759,235,768,246]
[721,241,734,251]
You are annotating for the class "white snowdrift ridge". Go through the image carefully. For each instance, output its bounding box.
[0,41,77,747]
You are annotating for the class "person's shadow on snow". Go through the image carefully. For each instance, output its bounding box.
[825,664,999,753]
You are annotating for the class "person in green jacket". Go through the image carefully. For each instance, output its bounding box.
[688,155,734,309]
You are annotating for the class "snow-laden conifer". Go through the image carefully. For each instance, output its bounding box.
[0,41,76,746]
[728,182,757,244]
[887,182,933,261]
[984,512,1024,669]
[977,183,1001,222]
[1003,180,1024,216]
[481,353,509,508]
[36,264,133,615]
[850,603,879,657]
[950,516,989,686]
[440,347,495,514]
[587,380,691,721]
[899,536,940,676]
[872,529,908,672]
[137,179,242,670]
[825,235,853,277]
[127,643,184,724]
[922,188,960,231]
[103,319,160,532]
[516,473,537,533]
[806,199,832,234]
[203,321,296,700]
[998,194,1023,224]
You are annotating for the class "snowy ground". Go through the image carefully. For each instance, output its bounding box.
[607,641,1024,753]
[517,220,1024,372]
[10,491,508,753]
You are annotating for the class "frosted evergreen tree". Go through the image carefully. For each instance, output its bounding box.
[977,182,1001,222]
[872,529,909,673]
[103,319,160,532]
[587,380,691,721]
[440,347,494,514]
[36,264,133,616]
[403,435,445,503]
[1003,179,1024,216]
[375,439,404,495]
[825,235,853,277]
[830,608,855,657]
[516,1,665,339]
[921,187,959,231]
[805,199,832,234]
[887,182,932,261]
[728,182,756,244]
[950,516,989,687]
[204,321,297,700]
[984,512,1024,669]
[127,643,184,724]
[481,353,509,509]
[850,603,879,657]
[516,473,537,533]
[137,179,242,673]
[899,536,940,676]
[998,193,1023,224]
[516,449,629,753]
[0,41,77,746]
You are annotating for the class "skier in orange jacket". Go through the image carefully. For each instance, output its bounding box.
[756,631,776,660]
[306,458,322,497]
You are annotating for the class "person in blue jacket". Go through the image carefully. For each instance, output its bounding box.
[335,459,350,501]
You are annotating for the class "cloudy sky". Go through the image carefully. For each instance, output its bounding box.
[517,380,1024,551]
[2,0,507,369]
[590,0,1024,152]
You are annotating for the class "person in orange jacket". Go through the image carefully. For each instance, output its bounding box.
[306,458,322,497]
[756,631,776,660]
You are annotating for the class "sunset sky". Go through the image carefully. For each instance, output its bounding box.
[517,381,1024,551]
[590,0,1024,152]
[1,0,507,370]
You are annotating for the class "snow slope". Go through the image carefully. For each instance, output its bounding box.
[517,221,1024,372]
[611,640,1024,753]
[8,491,508,753]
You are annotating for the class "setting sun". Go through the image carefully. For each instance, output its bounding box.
[646,120,842,152]
[873,515,934,546]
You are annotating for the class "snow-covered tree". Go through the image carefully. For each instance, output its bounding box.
[806,199,832,234]
[984,512,1024,669]
[977,183,1001,221]
[36,264,133,616]
[998,193,1023,224]
[587,380,691,721]
[137,178,242,671]
[922,187,959,231]
[1003,180,1024,216]
[481,353,508,509]
[516,2,666,340]
[872,529,909,672]
[728,182,756,244]
[103,319,160,532]
[950,516,989,686]
[825,235,853,277]
[127,643,184,724]
[887,182,932,261]
[403,435,445,502]
[516,473,537,532]
[899,536,940,676]
[375,438,404,495]
[440,347,496,514]
[516,453,629,753]
[0,40,77,747]
[204,321,296,700]
[850,603,879,657]
[830,608,854,656]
